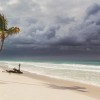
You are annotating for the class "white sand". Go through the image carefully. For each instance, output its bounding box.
[0,68,99,100]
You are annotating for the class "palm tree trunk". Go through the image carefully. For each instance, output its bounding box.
[0,15,5,52]
[0,39,4,52]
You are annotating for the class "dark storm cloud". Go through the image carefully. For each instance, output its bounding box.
[0,0,100,55]
[55,36,84,46]
[80,4,100,45]
[53,3,100,47]
[1,0,76,49]
[85,3,100,19]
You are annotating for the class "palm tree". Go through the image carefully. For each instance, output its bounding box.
[0,14,20,51]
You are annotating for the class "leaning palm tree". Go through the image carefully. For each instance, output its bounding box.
[0,14,20,51]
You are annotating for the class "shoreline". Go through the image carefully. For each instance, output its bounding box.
[1,60,100,88]
[23,70,100,87]
[0,65,100,100]
[22,70,100,99]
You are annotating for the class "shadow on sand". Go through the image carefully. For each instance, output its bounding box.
[46,84,87,92]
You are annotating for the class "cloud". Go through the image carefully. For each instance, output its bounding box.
[0,0,100,55]
[54,3,100,47]
[85,3,100,19]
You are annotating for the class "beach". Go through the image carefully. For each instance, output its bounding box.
[0,65,100,100]
[0,0,100,100]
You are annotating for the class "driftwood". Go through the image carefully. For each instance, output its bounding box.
[6,68,23,74]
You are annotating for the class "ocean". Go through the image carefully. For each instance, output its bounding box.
[1,60,100,87]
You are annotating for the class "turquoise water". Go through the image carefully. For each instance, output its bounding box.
[1,59,100,66]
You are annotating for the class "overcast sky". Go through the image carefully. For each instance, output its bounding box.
[0,0,100,59]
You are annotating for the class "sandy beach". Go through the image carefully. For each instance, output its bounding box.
[0,66,100,100]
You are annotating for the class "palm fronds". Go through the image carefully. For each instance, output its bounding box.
[0,14,8,31]
[0,13,20,51]
[7,27,20,35]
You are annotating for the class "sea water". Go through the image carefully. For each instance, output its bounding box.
[1,60,100,87]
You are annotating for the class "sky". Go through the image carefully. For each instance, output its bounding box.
[0,0,100,60]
